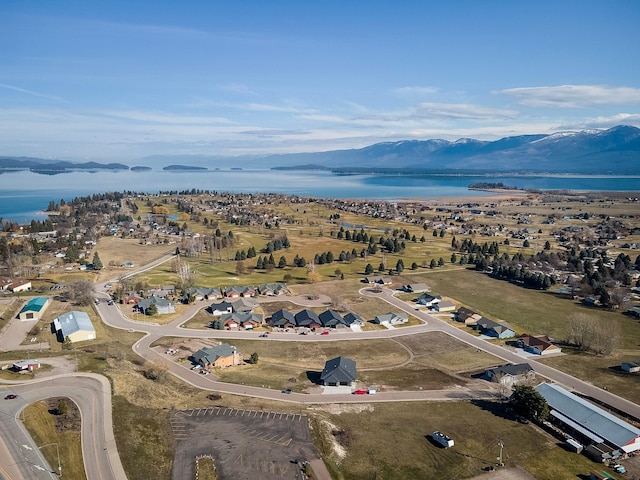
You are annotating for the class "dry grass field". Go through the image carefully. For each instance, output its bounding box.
[12,191,640,480]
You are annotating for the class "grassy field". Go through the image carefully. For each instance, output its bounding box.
[23,400,86,480]
[315,400,619,480]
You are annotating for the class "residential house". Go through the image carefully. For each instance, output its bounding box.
[258,283,287,296]
[9,281,32,293]
[225,285,256,298]
[231,298,257,313]
[517,334,562,355]
[53,311,96,343]
[477,318,515,339]
[186,287,222,302]
[136,297,176,315]
[270,309,295,328]
[191,343,241,369]
[455,307,482,326]
[417,293,442,307]
[374,312,409,326]
[122,293,142,305]
[403,283,429,293]
[343,312,364,327]
[319,310,346,328]
[209,301,234,316]
[434,300,456,312]
[320,356,357,387]
[0,276,12,291]
[295,309,322,329]
[485,363,535,387]
[219,312,263,329]
[148,286,174,298]
[18,297,51,321]
[621,361,640,373]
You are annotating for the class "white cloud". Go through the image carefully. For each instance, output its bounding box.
[557,113,640,130]
[99,110,235,125]
[495,85,640,107]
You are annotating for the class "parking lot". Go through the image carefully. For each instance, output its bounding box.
[171,406,321,480]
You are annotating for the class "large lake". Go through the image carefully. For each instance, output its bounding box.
[1,169,639,222]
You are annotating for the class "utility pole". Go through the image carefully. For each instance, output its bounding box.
[497,439,504,467]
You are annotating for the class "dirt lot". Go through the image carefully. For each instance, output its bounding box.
[171,406,321,480]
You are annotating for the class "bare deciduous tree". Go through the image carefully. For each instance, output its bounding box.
[566,313,619,356]
[66,279,95,306]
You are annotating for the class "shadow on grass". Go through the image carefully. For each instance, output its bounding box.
[306,370,322,385]
[470,399,514,421]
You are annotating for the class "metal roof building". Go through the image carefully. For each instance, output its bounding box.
[536,382,640,453]
[53,311,96,343]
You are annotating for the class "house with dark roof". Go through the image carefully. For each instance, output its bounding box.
[455,307,482,326]
[258,283,287,296]
[270,309,295,328]
[536,382,640,454]
[517,334,562,355]
[485,363,535,387]
[319,310,345,328]
[209,301,234,316]
[18,297,51,321]
[191,343,241,369]
[364,276,392,285]
[417,293,442,307]
[343,312,364,327]
[320,356,357,386]
[476,318,515,339]
[295,309,321,329]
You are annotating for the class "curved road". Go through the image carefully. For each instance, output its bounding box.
[3,253,639,480]
[0,374,126,480]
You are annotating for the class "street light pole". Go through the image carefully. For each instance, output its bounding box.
[39,442,61,477]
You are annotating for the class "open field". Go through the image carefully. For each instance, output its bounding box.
[23,399,86,480]
[6,191,640,479]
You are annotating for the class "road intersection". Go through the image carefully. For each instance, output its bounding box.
[1,253,639,479]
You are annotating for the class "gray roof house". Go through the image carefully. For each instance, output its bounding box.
[320,356,357,386]
[374,312,408,326]
[343,312,364,327]
[137,297,176,315]
[485,363,535,386]
[477,318,515,339]
[53,311,96,343]
[417,293,442,307]
[191,343,241,368]
[536,382,640,453]
[270,309,295,328]
[209,301,234,316]
[621,361,640,373]
[319,310,345,328]
[403,283,429,293]
[295,309,321,328]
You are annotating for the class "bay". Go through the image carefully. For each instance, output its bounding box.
[0,169,638,223]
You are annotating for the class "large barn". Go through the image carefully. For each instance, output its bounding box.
[53,311,96,343]
[536,382,640,454]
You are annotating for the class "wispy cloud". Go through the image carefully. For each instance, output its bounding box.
[495,85,640,107]
[100,110,235,125]
[392,86,439,96]
[216,83,258,96]
[0,83,64,102]
[411,102,518,120]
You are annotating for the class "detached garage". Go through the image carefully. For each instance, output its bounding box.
[18,297,51,321]
[53,311,96,343]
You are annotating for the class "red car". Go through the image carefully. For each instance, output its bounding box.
[320,331,330,335]
[353,390,367,395]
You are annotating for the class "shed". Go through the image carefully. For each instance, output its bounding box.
[621,361,640,373]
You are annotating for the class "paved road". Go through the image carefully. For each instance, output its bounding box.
[0,373,126,480]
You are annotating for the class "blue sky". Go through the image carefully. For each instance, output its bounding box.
[1,0,639,162]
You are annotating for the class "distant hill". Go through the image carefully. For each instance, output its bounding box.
[3,125,639,175]
[0,156,129,173]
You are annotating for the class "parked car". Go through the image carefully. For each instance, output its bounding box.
[353,390,367,395]
[4,394,17,400]
[282,389,292,394]
[259,333,269,338]
[320,331,330,335]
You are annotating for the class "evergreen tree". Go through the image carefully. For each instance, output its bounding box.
[396,259,404,272]
[430,259,437,269]
[511,385,549,422]
[364,263,374,275]
[278,256,287,268]
[92,252,103,270]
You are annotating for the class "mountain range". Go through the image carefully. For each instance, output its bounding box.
[1,125,639,174]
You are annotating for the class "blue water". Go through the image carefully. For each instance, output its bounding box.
[1,169,638,223]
